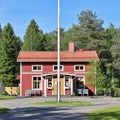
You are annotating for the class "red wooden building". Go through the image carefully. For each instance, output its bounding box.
[17,43,99,97]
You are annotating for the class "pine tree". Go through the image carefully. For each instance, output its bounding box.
[111,29,120,70]
[78,10,105,52]
[0,24,2,44]
[111,29,120,86]
[15,36,22,73]
[22,19,45,51]
[0,23,20,86]
[61,10,105,52]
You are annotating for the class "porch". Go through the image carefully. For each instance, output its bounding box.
[42,74,94,97]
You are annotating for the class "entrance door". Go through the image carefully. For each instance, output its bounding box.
[60,78,64,95]
[53,75,65,95]
[53,78,57,95]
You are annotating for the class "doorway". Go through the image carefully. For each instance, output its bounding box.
[53,75,65,95]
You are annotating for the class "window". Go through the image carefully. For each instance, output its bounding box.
[65,76,70,87]
[76,76,85,89]
[76,76,84,81]
[53,65,64,71]
[74,65,85,71]
[32,76,42,89]
[32,65,42,71]
[48,76,52,88]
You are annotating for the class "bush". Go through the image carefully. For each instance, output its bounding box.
[113,88,120,97]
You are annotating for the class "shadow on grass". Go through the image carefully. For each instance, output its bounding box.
[0,108,10,114]
[0,107,88,120]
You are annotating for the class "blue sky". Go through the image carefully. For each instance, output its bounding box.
[0,0,120,39]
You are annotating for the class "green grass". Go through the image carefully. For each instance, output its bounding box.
[0,95,17,100]
[88,106,120,120]
[0,107,10,114]
[32,101,92,106]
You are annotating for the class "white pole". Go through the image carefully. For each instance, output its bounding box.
[57,0,60,102]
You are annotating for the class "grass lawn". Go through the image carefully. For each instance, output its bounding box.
[0,95,17,100]
[32,101,92,107]
[88,106,120,120]
[0,107,10,114]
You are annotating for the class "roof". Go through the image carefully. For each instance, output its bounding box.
[17,50,99,62]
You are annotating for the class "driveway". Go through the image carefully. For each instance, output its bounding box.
[0,96,120,120]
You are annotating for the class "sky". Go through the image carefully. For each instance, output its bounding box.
[0,0,120,39]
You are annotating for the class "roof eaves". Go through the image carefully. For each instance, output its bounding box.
[17,58,99,62]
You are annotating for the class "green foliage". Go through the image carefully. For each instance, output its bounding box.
[61,25,84,51]
[0,23,20,86]
[0,95,17,100]
[78,10,105,51]
[97,24,117,95]
[95,62,107,95]
[62,10,106,59]
[86,59,105,95]
[0,24,2,44]
[22,19,45,51]
[86,59,96,86]
[44,30,57,51]
[110,29,120,90]
[44,28,65,51]
[0,107,10,114]
[111,29,120,70]
[88,106,120,120]
[113,88,120,97]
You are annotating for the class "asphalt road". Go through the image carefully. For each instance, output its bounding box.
[0,96,120,120]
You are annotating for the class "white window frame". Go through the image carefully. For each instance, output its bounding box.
[32,76,42,90]
[32,65,42,71]
[53,65,64,71]
[74,65,85,71]
[65,76,70,88]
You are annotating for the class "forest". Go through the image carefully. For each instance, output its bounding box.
[0,10,120,96]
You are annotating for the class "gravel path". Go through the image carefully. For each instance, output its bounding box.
[0,96,120,120]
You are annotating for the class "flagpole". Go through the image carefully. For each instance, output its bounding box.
[57,0,60,102]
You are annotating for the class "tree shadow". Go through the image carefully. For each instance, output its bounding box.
[0,107,88,120]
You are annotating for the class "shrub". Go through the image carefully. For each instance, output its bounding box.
[113,88,120,97]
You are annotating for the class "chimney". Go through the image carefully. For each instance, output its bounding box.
[69,42,74,52]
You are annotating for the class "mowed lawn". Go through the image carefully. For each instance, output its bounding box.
[0,95,17,100]
[32,101,92,106]
[0,95,17,114]
[88,106,120,120]
[0,107,10,114]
